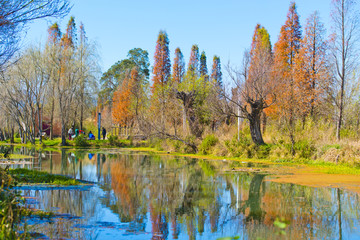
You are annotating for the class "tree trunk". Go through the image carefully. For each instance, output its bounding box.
[10,127,14,144]
[262,111,267,134]
[176,91,203,139]
[61,122,67,146]
[50,97,55,140]
[248,101,265,145]
[249,116,265,145]
[337,88,344,141]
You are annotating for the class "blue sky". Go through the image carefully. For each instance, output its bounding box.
[24,0,338,76]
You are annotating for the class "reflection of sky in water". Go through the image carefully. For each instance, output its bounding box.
[11,148,360,239]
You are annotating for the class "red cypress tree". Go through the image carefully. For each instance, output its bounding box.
[172,47,185,83]
[211,56,222,87]
[187,44,199,77]
[273,2,302,154]
[294,11,328,118]
[200,51,208,77]
[152,30,171,92]
[48,22,61,44]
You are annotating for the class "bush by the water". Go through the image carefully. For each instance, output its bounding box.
[108,135,124,147]
[74,135,89,147]
[199,134,218,155]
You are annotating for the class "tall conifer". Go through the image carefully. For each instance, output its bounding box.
[172,47,185,83]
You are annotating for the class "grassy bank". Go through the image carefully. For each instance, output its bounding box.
[1,130,360,175]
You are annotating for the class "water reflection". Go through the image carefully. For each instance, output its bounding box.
[10,148,360,239]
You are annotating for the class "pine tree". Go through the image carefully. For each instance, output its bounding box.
[199,51,208,77]
[152,30,171,92]
[211,56,222,87]
[172,47,185,83]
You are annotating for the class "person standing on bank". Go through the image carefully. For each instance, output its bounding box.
[102,127,106,140]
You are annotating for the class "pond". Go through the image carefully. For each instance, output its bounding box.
[7,147,360,239]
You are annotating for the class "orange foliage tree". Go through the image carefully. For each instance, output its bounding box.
[294,11,329,119]
[172,47,185,83]
[112,68,139,126]
[273,2,302,153]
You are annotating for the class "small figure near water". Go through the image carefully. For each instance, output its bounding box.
[68,127,74,140]
[88,131,95,140]
[102,127,106,140]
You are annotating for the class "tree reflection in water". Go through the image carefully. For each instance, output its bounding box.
[15,148,360,240]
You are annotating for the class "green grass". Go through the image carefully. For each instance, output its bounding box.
[9,168,81,185]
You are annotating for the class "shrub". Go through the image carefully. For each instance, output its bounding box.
[74,135,89,147]
[224,132,252,157]
[108,135,123,147]
[199,134,219,155]
[181,136,197,154]
[255,144,272,159]
[293,140,316,159]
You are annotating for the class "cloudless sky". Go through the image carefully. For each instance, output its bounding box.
[24,0,348,79]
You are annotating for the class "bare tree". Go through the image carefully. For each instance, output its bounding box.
[214,26,276,145]
[222,47,275,145]
[0,0,71,69]
[331,0,359,140]
[0,46,50,144]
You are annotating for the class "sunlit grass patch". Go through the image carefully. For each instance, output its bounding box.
[9,168,81,185]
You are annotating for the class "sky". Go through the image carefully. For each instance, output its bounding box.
[23,0,343,78]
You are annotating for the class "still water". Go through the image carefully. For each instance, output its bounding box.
[10,147,360,239]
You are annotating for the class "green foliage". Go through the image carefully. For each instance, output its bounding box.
[292,140,316,159]
[255,144,272,159]
[225,132,252,158]
[74,135,90,147]
[199,134,218,155]
[181,136,197,154]
[149,138,164,151]
[0,169,24,239]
